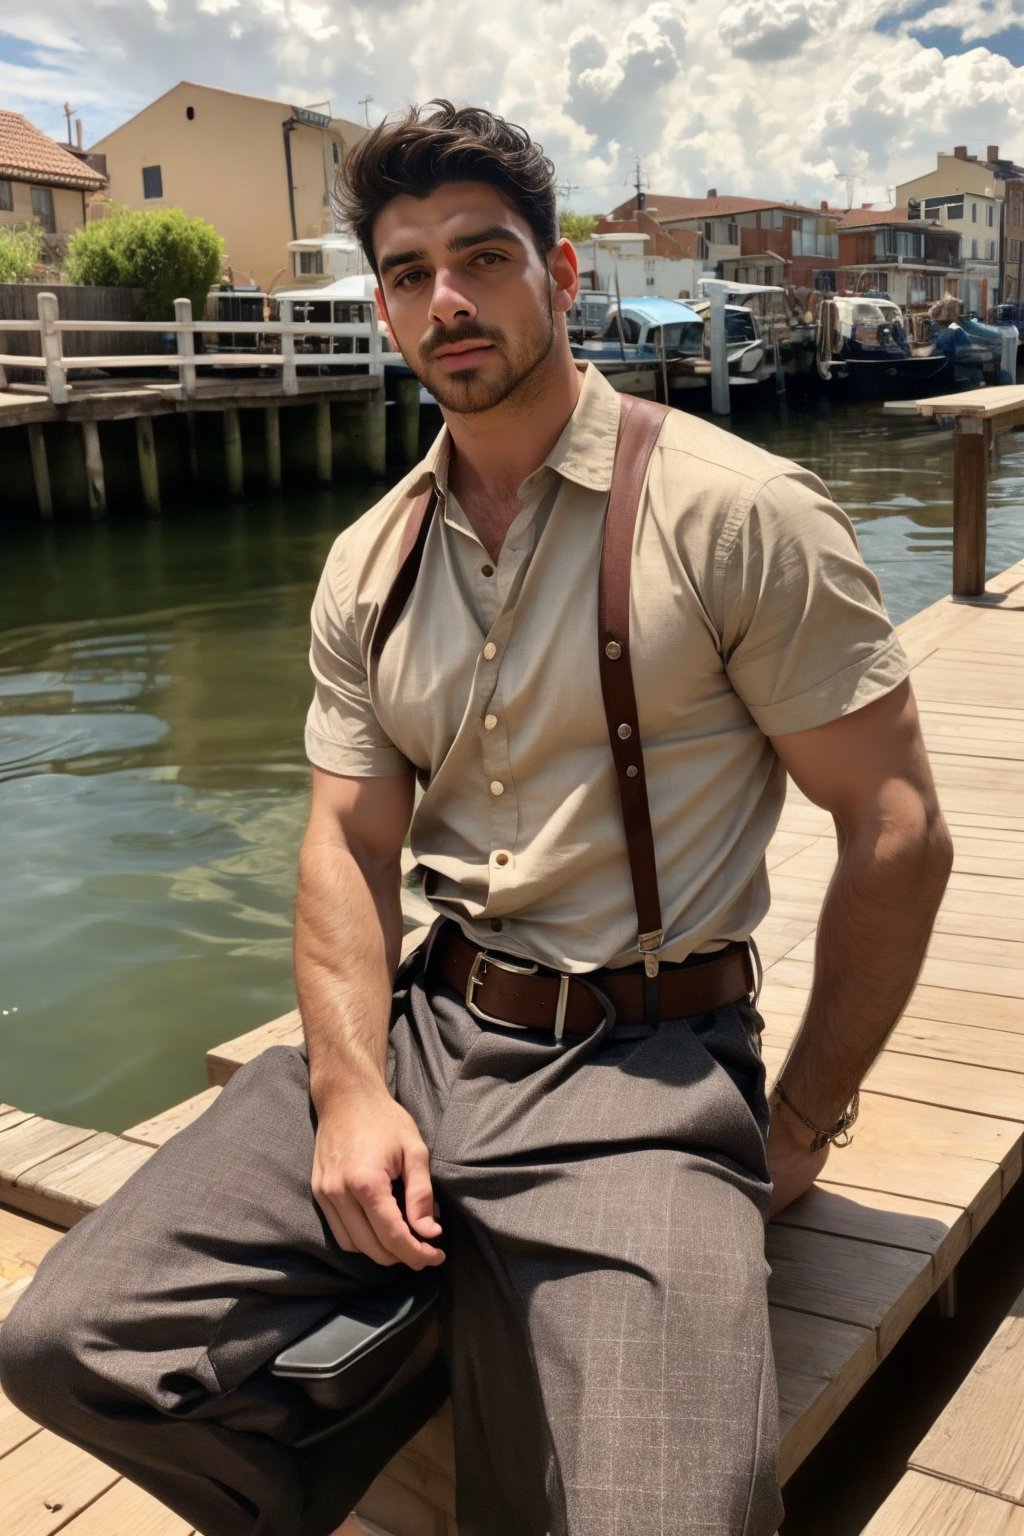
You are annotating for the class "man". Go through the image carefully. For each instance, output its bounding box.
[1,102,952,1536]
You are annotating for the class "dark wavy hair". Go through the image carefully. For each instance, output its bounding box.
[334,100,558,273]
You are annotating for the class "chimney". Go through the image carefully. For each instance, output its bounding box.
[75,118,83,150]
[706,187,717,199]
[954,145,968,160]
[988,144,1000,163]
[820,199,829,211]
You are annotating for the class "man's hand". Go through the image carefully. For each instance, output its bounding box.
[312,1089,445,1270]
[765,1093,830,1219]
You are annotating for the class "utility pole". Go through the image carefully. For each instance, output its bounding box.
[634,159,646,213]
[557,181,580,203]
[358,95,374,128]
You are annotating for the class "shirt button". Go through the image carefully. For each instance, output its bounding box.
[483,642,497,660]
[494,850,510,866]
[481,564,494,577]
[483,713,498,730]
[489,780,504,796]
[490,918,504,932]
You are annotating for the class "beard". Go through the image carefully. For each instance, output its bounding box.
[406,307,556,414]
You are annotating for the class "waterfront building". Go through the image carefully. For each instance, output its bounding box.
[835,207,962,308]
[0,110,107,263]
[895,146,1020,314]
[606,191,840,294]
[574,212,703,299]
[88,82,365,293]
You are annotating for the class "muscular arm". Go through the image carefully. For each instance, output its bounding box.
[295,765,444,1268]
[765,680,954,1215]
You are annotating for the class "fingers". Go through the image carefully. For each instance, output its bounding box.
[315,1165,444,1270]
[402,1142,443,1240]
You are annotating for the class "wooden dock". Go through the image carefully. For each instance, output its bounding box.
[2,556,1023,1534]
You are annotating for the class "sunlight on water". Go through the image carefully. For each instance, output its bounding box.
[1,404,1022,1130]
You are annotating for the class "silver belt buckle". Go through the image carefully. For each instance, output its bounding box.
[466,949,572,1039]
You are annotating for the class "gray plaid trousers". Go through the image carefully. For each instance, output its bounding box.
[0,948,783,1536]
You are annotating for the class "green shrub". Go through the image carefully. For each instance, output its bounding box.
[559,213,599,242]
[0,223,45,283]
[63,206,224,321]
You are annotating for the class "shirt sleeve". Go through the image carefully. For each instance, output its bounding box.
[715,468,910,737]
[304,537,413,777]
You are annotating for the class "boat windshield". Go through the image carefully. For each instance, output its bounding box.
[850,301,902,327]
[649,322,704,355]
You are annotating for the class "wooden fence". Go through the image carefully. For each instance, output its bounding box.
[0,284,161,377]
[0,290,383,403]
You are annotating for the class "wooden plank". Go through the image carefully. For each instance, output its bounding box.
[766,1225,933,1357]
[910,1282,1024,1503]
[0,1119,95,1185]
[0,1428,120,1535]
[53,1474,194,1534]
[9,1136,154,1228]
[771,1185,968,1286]
[358,1470,455,1536]
[861,1470,1024,1535]
[0,1390,42,1460]
[122,1088,221,1148]
[771,1306,876,1482]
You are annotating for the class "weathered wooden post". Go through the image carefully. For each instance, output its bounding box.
[264,406,282,490]
[174,298,197,401]
[364,388,387,477]
[316,400,333,484]
[135,416,161,516]
[952,418,990,597]
[707,284,730,417]
[279,301,298,396]
[37,292,68,405]
[81,420,107,518]
[28,425,53,519]
[223,407,244,497]
[394,375,421,464]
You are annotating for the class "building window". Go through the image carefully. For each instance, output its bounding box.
[987,204,995,226]
[726,221,738,244]
[987,240,997,260]
[972,202,978,222]
[971,238,979,258]
[0,179,12,212]
[186,105,195,121]
[297,250,324,275]
[331,141,340,165]
[142,165,163,199]
[703,220,713,242]
[30,185,55,233]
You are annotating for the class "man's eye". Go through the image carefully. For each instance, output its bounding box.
[395,270,426,288]
[475,252,505,266]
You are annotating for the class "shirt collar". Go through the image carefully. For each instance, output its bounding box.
[401,361,621,506]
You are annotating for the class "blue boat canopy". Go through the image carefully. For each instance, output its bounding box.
[614,296,703,326]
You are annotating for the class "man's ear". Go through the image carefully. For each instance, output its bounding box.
[549,238,579,314]
[374,285,398,349]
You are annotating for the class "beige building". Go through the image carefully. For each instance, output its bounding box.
[896,148,1004,314]
[89,82,366,293]
[0,110,107,261]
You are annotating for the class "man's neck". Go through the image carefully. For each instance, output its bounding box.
[443,354,584,539]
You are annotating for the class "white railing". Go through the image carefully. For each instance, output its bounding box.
[0,292,383,405]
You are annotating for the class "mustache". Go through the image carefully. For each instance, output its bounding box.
[420,324,504,361]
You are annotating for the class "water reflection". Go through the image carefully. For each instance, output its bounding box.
[1,408,1022,1130]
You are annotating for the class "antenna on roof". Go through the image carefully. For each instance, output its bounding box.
[836,169,861,211]
[634,159,646,213]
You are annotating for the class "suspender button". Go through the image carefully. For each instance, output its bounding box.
[605,640,622,660]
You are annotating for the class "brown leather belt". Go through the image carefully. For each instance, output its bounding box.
[429,923,754,1038]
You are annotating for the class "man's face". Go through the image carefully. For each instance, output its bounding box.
[373,181,576,414]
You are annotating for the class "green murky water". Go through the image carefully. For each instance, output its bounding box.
[1,399,1022,1131]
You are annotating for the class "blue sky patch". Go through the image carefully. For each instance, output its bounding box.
[0,31,46,68]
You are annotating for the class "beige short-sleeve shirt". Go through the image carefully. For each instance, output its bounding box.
[306,364,908,972]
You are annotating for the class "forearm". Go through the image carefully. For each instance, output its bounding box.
[775,807,953,1126]
[294,832,405,1113]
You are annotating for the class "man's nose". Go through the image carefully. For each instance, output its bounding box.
[429,268,476,328]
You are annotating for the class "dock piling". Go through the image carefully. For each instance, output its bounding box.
[28,424,53,520]
[81,421,107,518]
[952,418,990,597]
[364,391,387,477]
[135,417,161,516]
[37,292,67,406]
[394,376,421,465]
[223,408,244,498]
[264,406,282,490]
[315,400,333,484]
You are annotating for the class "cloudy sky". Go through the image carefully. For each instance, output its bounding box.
[4,0,1024,213]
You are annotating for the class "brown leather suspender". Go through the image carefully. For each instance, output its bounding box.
[370,393,672,973]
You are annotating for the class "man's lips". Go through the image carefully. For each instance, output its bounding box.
[432,340,496,368]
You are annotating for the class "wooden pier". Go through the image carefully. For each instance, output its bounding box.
[1,546,1023,1532]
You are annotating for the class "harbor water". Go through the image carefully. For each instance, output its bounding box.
[2,395,1023,1132]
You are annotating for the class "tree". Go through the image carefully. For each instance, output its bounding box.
[62,206,224,321]
[559,212,599,242]
[0,223,44,283]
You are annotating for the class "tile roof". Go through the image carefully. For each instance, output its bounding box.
[836,206,943,229]
[0,110,107,190]
[607,193,826,223]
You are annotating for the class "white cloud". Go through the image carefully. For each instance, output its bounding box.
[2,0,1024,217]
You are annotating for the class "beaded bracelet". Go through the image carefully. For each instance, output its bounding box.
[773,1083,860,1151]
